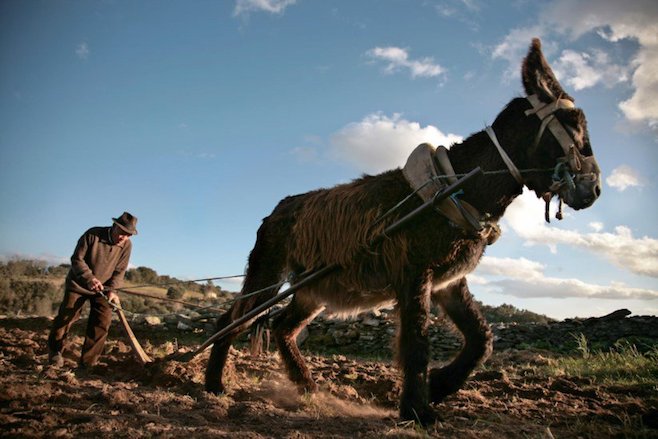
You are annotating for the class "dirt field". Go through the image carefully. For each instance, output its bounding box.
[1,316,656,438]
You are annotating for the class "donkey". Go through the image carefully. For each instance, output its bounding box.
[205,39,601,424]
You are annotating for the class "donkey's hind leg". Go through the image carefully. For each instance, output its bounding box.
[205,310,237,394]
[205,214,290,394]
[205,268,288,394]
[429,277,492,403]
[272,294,323,393]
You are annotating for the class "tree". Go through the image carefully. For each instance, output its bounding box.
[166,285,184,300]
[126,266,159,284]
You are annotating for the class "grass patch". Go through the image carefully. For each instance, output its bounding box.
[544,334,658,386]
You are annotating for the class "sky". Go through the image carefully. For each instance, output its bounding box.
[1,0,657,320]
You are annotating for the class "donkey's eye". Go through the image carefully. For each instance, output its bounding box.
[565,125,583,149]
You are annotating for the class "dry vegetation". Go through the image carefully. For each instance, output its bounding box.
[1,315,657,438]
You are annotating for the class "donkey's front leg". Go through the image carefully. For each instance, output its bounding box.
[397,268,435,425]
[430,277,493,402]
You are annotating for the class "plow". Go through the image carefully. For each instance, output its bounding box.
[105,167,484,365]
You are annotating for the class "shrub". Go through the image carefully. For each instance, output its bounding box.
[0,279,62,315]
[47,264,70,277]
[125,266,159,285]
[166,285,184,300]
[0,259,48,277]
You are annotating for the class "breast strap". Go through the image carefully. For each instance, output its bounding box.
[402,143,493,238]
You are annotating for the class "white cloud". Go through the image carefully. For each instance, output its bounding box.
[290,135,323,163]
[459,0,480,12]
[543,0,658,125]
[618,46,658,126]
[473,256,658,300]
[606,165,645,191]
[75,42,89,59]
[477,256,545,280]
[491,25,546,80]
[290,146,318,163]
[488,276,657,300]
[366,47,446,79]
[504,190,658,277]
[433,0,481,30]
[589,221,604,232]
[329,112,462,174]
[233,0,297,17]
[553,49,629,90]
[492,0,658,126]
[218,276,244,292]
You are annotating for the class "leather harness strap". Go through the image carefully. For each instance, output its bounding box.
[525,94,576,158]
[485,126,524,185]
[486,94,581,187]
[402,95,581,235]
[402,143,495,239]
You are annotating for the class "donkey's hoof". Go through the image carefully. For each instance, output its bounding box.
[399,404,437,427]
[297,380,318,394]
[205,382,226,395]
[429,367,462,403]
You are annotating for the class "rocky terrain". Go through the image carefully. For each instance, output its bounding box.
[129,305,658,359]
[1,310,657,438]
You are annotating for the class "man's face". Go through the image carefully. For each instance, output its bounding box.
[111,225,132,244]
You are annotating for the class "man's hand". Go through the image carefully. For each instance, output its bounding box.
[107,291,121,305]
[88,278,103,292]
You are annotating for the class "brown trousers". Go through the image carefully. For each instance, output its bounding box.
[47,290,114,367]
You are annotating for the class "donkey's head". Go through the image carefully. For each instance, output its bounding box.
[520,39,601,212]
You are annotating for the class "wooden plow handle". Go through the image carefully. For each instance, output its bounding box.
[116,307,153,365]
[100,292,152,365]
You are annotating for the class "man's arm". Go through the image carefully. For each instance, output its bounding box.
[70,231,102,291]
[105,240,132,291]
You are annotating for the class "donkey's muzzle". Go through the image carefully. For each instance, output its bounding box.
[561,155,601,210]
[564,176,601,210]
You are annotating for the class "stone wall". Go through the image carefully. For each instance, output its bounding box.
[133,307,658,358]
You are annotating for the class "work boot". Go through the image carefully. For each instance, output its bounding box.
[49,352,64,368]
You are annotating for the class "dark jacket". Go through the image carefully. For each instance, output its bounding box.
[65,227,132,295]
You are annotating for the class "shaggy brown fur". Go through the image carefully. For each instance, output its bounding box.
[205,39,602,426]
[290,176,410,294]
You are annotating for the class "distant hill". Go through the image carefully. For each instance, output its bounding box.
[478,301,554,324]
[0,258,552,324]
[0,258,234,317]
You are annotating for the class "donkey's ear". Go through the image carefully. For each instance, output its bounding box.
[522,38,573,102]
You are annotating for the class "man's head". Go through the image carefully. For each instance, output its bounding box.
[111,211,138,244]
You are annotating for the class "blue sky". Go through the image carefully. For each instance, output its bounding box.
[1,0,657,320]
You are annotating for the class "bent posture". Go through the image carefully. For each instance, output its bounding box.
[48,212,138,369]
[205,40,601,424]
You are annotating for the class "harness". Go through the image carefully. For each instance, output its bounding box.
[402,94,595,235]
[402,143,499,243]
[487,94,597,222]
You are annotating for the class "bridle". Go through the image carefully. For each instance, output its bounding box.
[486,94,598,221]
[399,94,599,240]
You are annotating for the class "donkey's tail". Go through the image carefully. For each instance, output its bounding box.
[225,191,314,333]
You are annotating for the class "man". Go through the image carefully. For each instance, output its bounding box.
[47,212,138,368]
